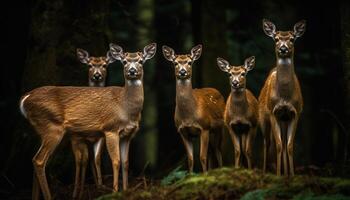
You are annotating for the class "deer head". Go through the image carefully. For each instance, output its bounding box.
[162,45,202,80]
[76,48,116,85]
[217,56,255,90]
[109,43,157,80]
[262,19,306,58]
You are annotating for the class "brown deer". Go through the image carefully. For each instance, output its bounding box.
[19,43,156,200]
[76,48,112,87]
[162,45,225,172]
[217,56,258,169]
[259,19,305,176]
[63,48,115,199]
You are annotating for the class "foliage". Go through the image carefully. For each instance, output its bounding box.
[96,168,350,200]
[160,166,189,186]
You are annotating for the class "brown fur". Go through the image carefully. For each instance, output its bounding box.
[163,45,224,173]
[259,19,305,176]
[225,89,258,168]
[217,56,258,169]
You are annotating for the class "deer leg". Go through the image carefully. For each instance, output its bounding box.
[79,142,88,200]
[200,130,209,172]
[229,129,241,168]
[32,125,64,200]
[180,133,194,173]
[72,139,82,199]
[71,138,89,200]
[120,137,131,191]
[32,171,40,200]
[270,116,282,176]
[261,118,271,173]
[93,138,104,187]
[287,118,298,176]
[105,131,120,192]
[245,127,256,169]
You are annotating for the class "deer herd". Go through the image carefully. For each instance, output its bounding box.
[19,19,306,199]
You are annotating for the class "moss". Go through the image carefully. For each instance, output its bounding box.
[96,168,350,200]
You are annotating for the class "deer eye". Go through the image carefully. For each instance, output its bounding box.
[274,37,279,42]
[187,61,192,65]
[241,73,246,77]
[122,60,127,65]
[138,60,143,64]
[289,38,295,42]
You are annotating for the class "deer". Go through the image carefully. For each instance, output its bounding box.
[59,48,115,199]
[19,43,156,200]
[217,56,258,169]
[259,19,305,176]
[162,44,225,173]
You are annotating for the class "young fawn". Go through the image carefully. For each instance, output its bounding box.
[217,56,258,169]
[259,19,305,176]
[19,43,156,200]
[162,45,225,172]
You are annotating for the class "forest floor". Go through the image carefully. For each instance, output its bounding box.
[4,165,350,200]
[93,167,350,200]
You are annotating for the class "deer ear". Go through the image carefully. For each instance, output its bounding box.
[262,19,276,38]
[190,44,202,61]
[109,43,124,61]
[244,56,255,71]
[162,45,176,62]
[217,57,231,73]
[294,20,306,38]
[143,43,157,60]
[106,50,116,64]
[77,48,90,64]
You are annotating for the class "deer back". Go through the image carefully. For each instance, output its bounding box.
[21,86,126,133]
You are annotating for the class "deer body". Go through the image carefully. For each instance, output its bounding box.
[163,45,225,172]
[21,86,141,135]
[259,19,305,176]
[22,43,156,200]
[175,82,224,132]
[217,56,258,169]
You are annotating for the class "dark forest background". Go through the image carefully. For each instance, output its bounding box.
[1,0,350,198]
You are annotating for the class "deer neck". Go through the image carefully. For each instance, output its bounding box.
[276,56,295,98]
[89,81,105,87]
[124,77,144,116]
[230,88,248,114]
[176,79,197,116]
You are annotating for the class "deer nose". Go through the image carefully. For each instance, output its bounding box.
[129,68,136,75]
[279,46,288,54]
[232,80,239,88]
[93,73,102,80]
[179,69,187,76]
